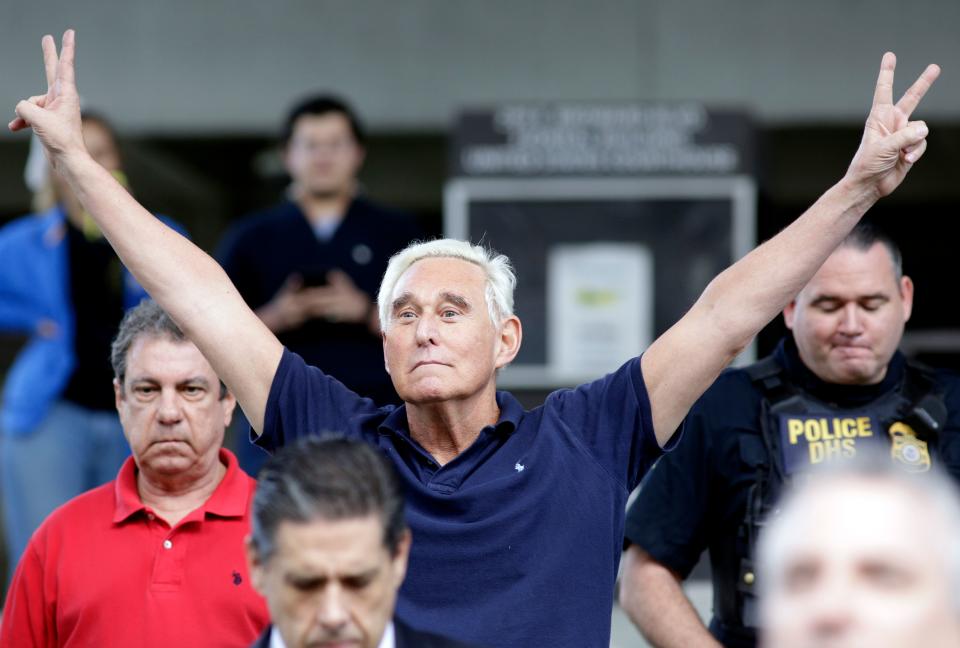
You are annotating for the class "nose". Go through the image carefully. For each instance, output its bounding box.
[316,585,350,630]
[414,313,439,346]
[307,139,349,159]
[155,388,183,425]
[837,303,864,336]
[805,579,855,640]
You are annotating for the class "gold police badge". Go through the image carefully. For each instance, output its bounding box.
[888,421,931,472]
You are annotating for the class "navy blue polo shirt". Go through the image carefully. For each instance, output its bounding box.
[257,348,665,648]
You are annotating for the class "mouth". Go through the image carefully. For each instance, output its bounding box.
[309,639,363,648]
[152,439,189,447]
[830,344,874,360]
[412,360,449,370]
[831,343,871,352]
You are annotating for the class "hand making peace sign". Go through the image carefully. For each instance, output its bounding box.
[9,30,84,170]
[10,31,940,202]
[845,52,940,198]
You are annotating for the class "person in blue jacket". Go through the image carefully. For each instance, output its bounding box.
[0,113,186,572]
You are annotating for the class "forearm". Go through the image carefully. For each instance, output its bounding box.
[55,150,280,429]
[620,548,721,648]
[697,175,879,355]
[643,175,880,444]
[641,56,935,442]
[255,301,296,334]
[60,153,233,332]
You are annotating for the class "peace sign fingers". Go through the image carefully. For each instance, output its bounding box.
[871,52,897,111]
[895,63,941,120]
[42,34,58,96]
[56,30,78,98]
[9,29,85,165]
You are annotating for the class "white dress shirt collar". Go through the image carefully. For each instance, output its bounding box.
[268,621,396,648]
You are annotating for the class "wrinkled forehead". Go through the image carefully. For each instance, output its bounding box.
[125,335,214,379]
[392,256,488,303]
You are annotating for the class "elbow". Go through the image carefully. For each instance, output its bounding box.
[720,333,751,366]
[692,285,756,363]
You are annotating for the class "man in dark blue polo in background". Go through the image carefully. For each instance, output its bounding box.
[12,31,939,647]
[218,95,421,407]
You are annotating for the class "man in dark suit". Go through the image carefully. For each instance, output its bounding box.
[246,437,479,648]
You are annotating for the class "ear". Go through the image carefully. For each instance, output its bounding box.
[390,528,412,587]
[113,377,124,412]
[221,389,237,428]
[382,330,391,375]
[900,275,914,323]
[245,536,266,595]
[494,316,523,369]
[782,301,798,330]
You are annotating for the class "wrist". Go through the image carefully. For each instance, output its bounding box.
[835,173,882,211]
[55,148,98,184]
[53,138,92,165]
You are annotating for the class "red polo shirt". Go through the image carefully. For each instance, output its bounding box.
[0,448,269,648]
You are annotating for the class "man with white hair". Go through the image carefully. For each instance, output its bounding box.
[10,30,939,647]
[757,453,960,648]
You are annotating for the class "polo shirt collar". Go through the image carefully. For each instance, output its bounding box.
[112,455,143,523]
[493,390,524,433]
[377,390,523,438]
[112,448,248,524]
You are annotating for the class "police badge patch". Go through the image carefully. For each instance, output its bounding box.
[888,421,931,472]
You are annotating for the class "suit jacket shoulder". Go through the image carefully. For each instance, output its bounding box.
[394,617,486,648]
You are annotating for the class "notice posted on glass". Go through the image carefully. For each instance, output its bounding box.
[548,243,653,382]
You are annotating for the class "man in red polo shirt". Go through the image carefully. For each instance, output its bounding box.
[0,300,270,647]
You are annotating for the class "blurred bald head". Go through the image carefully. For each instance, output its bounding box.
[759,453,960,648]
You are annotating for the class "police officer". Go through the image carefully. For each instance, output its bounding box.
[619,224,960,648]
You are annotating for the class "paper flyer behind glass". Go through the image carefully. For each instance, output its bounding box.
[547,243,653,382]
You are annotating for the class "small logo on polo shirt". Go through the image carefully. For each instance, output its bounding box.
[232,571,243,586]
[515,462,525,472]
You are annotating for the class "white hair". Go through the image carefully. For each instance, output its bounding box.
[377,239,516,329]
[757,450,960,614]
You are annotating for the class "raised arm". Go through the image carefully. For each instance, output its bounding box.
[10,31,280,432]
[641,53,940,445]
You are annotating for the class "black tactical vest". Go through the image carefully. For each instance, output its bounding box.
[713,355,947,633]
